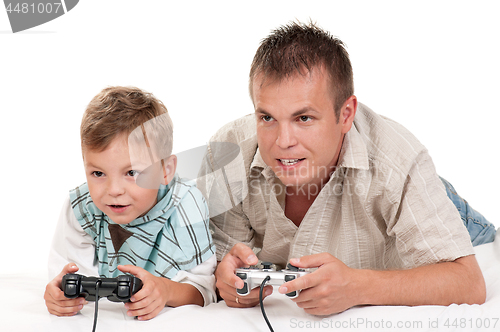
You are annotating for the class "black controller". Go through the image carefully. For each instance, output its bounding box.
[62,274,143,302]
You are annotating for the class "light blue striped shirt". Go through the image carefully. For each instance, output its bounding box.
[69,175,215,279]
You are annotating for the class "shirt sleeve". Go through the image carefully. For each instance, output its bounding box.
[384,150,475,269]
[170,254,217,306]
[209,204,256,262]
[196,142,257,262]
[48,196,98,280]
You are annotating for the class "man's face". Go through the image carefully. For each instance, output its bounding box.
[83,134,161,224]
[253,67,356,191]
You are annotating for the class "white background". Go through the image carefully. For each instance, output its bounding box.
[1,0,499,275]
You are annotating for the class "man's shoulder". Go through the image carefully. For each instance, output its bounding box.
[209,114,257,144]
[354,103,427,169]
[206,114,258,172]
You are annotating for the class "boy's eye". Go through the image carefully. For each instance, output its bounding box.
[127,170,139,177]
[298,115,312,123]
[92,171,104,178]
[261,115,273,122]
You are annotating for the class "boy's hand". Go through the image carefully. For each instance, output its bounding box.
[118,265,171,321]
[44,263,88,316]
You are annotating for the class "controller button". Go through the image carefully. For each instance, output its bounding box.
[236,272,247,280]
[285,275,295,282]
[262,262,272,269]
[66,284,78,297]
[117,286,130,298]
[237,283,248,295]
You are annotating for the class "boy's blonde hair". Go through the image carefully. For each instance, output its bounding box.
[81,86,173,159]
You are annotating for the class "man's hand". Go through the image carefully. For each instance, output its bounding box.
[44,263,88,316]
[215,243,273,307]
[118,265,172,321]
[279,253,360,316]
[279,253,486,316]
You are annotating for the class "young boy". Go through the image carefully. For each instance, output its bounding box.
[44,86,216,321]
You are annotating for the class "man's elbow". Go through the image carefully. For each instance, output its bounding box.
[455,255,486,305]
[463,278,486,305]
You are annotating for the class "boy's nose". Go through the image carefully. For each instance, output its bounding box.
[107,178,126,196]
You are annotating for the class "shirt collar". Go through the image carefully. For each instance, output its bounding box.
[124,174,180,227]
[249,147,277,180]
[336,123,370,170]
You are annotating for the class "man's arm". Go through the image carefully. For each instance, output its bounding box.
[280,253,485,316]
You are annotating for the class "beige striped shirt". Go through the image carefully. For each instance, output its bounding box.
[197,103,474,270]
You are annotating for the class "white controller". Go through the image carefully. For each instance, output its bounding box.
[235,263,309,298]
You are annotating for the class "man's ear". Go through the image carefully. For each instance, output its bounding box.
[340,95,357,134]
[161,155,177,185]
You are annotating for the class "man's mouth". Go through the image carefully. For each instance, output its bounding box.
[278,158,305,166]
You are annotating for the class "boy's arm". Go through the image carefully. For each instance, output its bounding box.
[170,254,217,306]
[48,197,97,279]
[45,197,96,316]
[118,265,206,321]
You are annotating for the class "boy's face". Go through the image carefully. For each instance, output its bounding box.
[83,134,163,224]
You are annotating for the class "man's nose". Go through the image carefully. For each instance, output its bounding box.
[275,123,297,149]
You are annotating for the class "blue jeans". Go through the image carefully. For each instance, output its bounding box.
[441,177,496,246]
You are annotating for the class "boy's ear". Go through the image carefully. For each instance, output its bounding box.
[161,155,177,185]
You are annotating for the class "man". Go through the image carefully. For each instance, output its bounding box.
[197,22,495,316]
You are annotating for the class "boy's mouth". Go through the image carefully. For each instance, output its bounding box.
[107,204,130,213]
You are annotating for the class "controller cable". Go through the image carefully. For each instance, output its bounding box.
[92,280,102,332]
[259,275,274,332]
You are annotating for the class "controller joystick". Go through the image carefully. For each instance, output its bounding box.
[62,274,143,302]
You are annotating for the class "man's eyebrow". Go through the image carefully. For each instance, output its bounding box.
[291,107,319,117]
[255,107,319,117]
[255,108,270,115]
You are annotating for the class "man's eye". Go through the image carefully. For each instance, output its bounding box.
[298,116,312,122]
[92,171,104,178]
[261,115,273,122]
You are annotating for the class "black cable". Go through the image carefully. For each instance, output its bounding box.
[259,275,274,332]
[92,280,101,332]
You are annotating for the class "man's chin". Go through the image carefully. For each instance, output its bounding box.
[276,176,328,194]
[279,177,312,188]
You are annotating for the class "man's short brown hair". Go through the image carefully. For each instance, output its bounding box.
[81,86,173,157]
[249,21,354,119]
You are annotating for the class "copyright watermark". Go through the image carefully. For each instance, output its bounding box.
[3,0,79,33]
[290,317,500,330]
[290,318,423,330]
